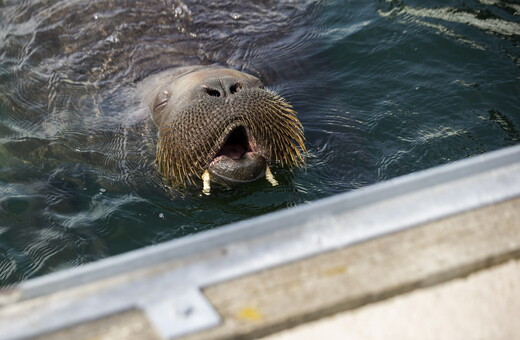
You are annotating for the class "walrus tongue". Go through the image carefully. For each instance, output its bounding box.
[215,126,250,160]
[217,143,247,160]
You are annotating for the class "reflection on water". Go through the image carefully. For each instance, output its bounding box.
[0,0,519,286]
[379,1,520,38]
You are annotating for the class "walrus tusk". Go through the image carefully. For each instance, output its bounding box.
[202,170,211,195]
[265,166,279,186]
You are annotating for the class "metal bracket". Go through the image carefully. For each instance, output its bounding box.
[142,288,220,339]
[1,272,220,340]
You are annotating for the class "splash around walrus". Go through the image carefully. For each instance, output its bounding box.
[139,65,307,195]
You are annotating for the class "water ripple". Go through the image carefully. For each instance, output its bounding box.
[0,0,518,286]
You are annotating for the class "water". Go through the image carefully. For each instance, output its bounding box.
[0,0,518,287]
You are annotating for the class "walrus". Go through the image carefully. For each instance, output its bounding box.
[139,65,307,194]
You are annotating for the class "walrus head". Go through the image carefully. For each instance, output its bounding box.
[140,66,306,192]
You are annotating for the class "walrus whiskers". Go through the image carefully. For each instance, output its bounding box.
[156,87,306,188]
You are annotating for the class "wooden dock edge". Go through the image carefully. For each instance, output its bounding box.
[191,196,520,340]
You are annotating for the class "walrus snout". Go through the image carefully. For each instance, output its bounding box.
[139,65,306,190]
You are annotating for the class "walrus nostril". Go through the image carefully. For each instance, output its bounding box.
[229,82,242,94]
[205,88,221,97]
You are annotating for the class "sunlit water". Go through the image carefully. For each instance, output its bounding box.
[0,0,518,286]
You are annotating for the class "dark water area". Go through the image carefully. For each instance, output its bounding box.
[0,0,519,286]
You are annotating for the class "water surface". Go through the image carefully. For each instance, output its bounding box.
[0,0,519,286]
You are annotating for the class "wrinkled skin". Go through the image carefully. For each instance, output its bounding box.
[139,65,305,186]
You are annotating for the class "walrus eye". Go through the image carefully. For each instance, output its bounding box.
[154,90,170,110]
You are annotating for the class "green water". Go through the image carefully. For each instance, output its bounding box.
[0,0,519,286]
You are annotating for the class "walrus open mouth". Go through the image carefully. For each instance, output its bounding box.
[207,125,268,185]
[212,126,253,162]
